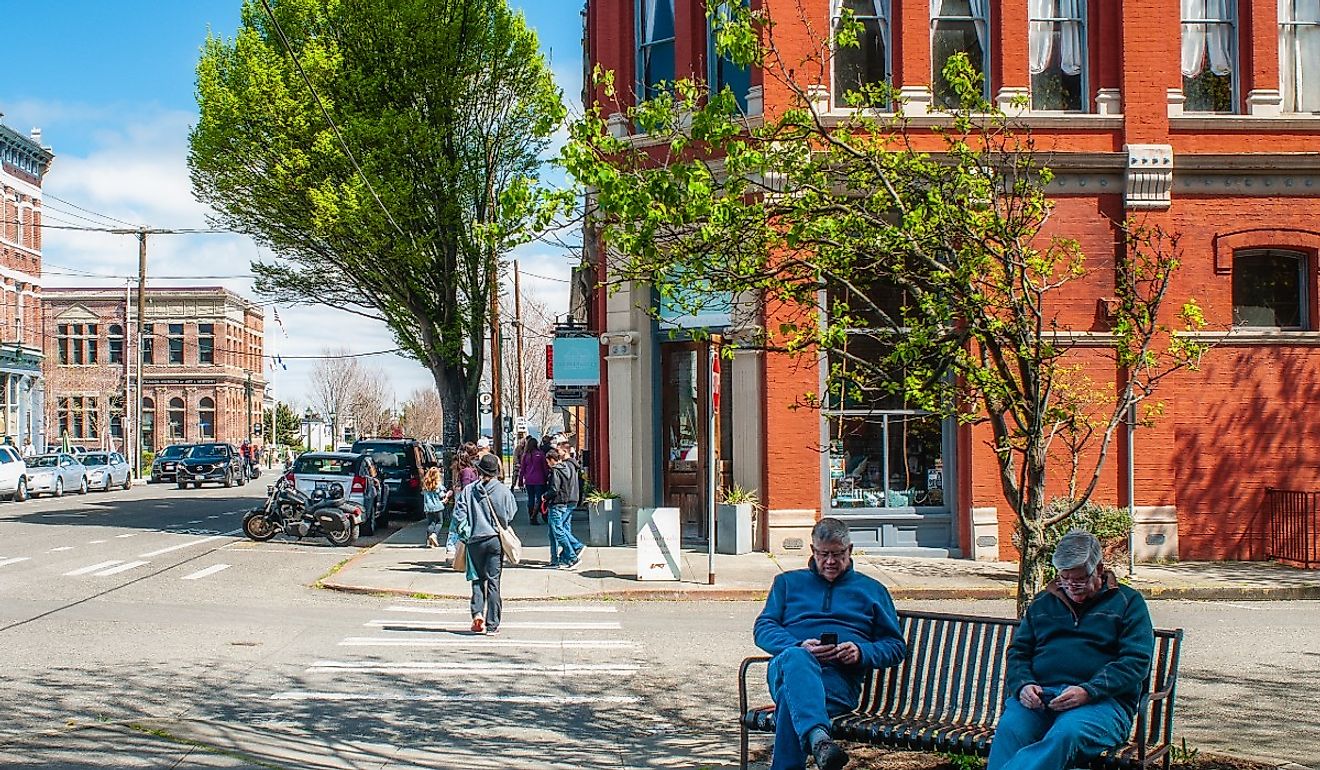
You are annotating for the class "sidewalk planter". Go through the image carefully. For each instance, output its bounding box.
[717,502,754,555]
[588,497,623,546]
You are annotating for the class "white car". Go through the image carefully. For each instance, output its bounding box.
[82,451,133,492]
[0,445,29,501]
[287,452,386,536]
[26,453,89,497]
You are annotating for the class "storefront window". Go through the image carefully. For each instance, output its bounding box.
[828,412,945,509]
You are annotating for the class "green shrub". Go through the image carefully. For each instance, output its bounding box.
[141,450,155,471]
[1043,498,1133,571]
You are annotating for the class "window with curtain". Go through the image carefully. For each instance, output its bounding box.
[710,0,752,112]
[931,0,991,108]
[142,324,154,365]
[142,397,155,451]
[638,0,676,101]
[199,397,216,439]
[108,324,124,364]
[1029,0,1087,111]
[1182,0,1237,113]
[1281,0,1320,112]
[168,323,184,364]
[834,0,893,108]
[168,397,185,440]
[1233,250,1308,329]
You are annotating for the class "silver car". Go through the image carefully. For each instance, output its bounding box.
[26,453,89,497]
[82,451,132,492]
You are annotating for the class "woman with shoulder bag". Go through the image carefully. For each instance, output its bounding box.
[451,453,518,635]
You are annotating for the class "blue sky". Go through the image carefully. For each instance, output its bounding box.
[0,1,584,410]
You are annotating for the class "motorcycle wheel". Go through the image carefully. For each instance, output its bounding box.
[242,511,279,541]
[326,522,359,547]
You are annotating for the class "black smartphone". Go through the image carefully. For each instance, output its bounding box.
[819,632,838,646]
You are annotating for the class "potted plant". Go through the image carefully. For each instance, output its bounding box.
[717,485,759,555]
[585,487,623,546]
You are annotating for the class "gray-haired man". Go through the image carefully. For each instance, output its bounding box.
[989,530,1155,770]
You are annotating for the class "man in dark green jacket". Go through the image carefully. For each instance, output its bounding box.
[989,530,1155,770]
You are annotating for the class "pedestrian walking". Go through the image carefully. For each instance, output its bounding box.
[543,448,586,570]
[511,437,528,490]
[451,453,517,635]
[445,442,479,560]
[519,436,549,525]
[422,466,445,548]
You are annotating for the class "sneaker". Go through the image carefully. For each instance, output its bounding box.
[486,627,501,635]
[544,563,561,569]
[810,737,849,770]
[471,616,485,634]
[566,554,583,570]
[425,533,439,549]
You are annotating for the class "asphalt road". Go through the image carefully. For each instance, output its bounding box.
[0,487,1316,768]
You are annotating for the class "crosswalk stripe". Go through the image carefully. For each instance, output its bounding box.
[384,604,618,615]
[138,534,230,558]
[365,619,621,630]
[0,557,31,568]
[93,560,149,576]
[47,546,75,552]
[182,564,231,580]
[306,661,639,675]
[115,534,136,539]
[270,691,640,705]
[65,560,123,576]
[88,540,107,544]
[338,637,635,649]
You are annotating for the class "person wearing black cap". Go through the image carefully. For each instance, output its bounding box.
[452,452,517,634]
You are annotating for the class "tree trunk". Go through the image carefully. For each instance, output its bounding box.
[1015,519,1051,617]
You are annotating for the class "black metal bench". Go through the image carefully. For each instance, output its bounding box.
[739,609,1183,770]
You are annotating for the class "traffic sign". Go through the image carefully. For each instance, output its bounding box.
[514,415,528,433]
[478,392,493,406]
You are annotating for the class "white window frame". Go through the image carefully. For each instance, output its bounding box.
[1280,0,1320,113]
[831,0,894,109]
[1028,0,1089,112]
[931,0,993,107]
[1181,0,1239,114]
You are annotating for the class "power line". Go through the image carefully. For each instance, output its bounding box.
[517,269,571,283]
[0,217,231,234]
[256,0,410,244]
[42,192,137,227]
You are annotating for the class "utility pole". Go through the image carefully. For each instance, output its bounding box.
[245,372,253,442]
[513,261,526,421]
[489,254,504,468]
[134,228,148,479]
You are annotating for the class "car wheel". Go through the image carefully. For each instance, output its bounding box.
[122,474,132,491]
[224,471,233,488]
[13,478,27,503]
[177,480,187,490]
[55,477,64,497]
[103,476,112,492]
[78,477,88,495]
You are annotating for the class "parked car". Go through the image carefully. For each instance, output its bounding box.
[0,445,29,501]
[82,451,133,492]
[286,452,387,535]
[150,444,194,483]
[177,443,248,489]
[350,438,437,519]
[26,453,89,497]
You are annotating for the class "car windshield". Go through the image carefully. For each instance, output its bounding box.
[354,444,410,478]
[292,456,356,476]
[159,445,188,459]
[82,454,108,466]
[187,444,227,459]
[30,456,59,468]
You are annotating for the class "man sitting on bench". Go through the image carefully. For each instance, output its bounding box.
[991,529,1155,770]
[753,518,906,770]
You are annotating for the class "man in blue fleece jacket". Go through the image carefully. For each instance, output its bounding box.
[989,529,1155,770]
[754,518,906,770]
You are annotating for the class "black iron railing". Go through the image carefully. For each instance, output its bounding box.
[1266,489,1320,569]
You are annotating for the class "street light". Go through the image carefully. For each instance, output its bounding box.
[329,411,337,450]
[303,407,313,450]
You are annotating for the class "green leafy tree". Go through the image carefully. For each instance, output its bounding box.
[262,402,303,447]
[562,6,1208,614]
[190,0,565,445]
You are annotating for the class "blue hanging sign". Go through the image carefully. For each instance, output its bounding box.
[551,336,600,386]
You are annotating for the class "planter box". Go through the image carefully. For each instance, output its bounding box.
[587,498,623,546]
[717,502,754,555]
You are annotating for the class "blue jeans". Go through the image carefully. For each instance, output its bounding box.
[525,484,546,519]
[548,503,584,565]
[988,695,1131,770]
[767,646,860,770]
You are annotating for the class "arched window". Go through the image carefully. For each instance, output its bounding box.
[168,397,185,440]
[199,397,216,439]
[1233,249,1308,329]
[142,398,155,451]
[108,324,124,364]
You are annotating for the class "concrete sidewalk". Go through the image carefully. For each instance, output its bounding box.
[321,510,1320,601]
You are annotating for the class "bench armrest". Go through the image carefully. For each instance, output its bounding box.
[1134,681,1178,763]
[739,656,772,716]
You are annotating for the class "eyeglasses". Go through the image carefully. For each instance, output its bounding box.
[1056,570,1094,587]
[812,547,852,562]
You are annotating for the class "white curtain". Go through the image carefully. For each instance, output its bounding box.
[643,0,660,44]
[1281,0,1320,111]
[1182,0,1235,77]
[1030,0,1085,75]
[930,0,989,55]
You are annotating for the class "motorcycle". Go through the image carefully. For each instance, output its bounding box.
[242,478,362,547]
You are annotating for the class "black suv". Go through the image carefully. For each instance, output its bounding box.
[150,443,194,483]
[177,443,248,489]
[351,438,437,518]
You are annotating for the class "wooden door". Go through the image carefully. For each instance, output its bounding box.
[661,342,712,541]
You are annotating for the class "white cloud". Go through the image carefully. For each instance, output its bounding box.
[27,100,575,413]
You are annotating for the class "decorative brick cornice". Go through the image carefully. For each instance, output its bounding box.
[1212,228,1320,274]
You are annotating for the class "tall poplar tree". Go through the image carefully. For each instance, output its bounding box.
[190,0,564,445]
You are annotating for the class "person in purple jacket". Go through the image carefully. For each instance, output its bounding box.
[518,436,549,524]
[753,518,906,770]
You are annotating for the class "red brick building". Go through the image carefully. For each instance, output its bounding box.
[0,120,52,449]
[582,0,1320,562]
[42,287,265,456]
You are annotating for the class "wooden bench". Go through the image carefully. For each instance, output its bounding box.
[739,609,1183,770]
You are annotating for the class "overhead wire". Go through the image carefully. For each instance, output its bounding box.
[41,192,137,227]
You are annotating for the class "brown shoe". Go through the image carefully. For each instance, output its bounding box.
[471,616,485,634]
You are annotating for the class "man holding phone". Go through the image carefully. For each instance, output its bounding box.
[753,518,906,770]
[990,530,1155,770]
